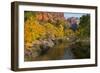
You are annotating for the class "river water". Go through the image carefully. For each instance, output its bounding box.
[62,48,75,59]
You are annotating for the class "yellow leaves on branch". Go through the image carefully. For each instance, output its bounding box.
[44,23,64,38]
[64,29,75,37]
[24,19,65,45]
[58,25,64,38]
[24,19,45,44]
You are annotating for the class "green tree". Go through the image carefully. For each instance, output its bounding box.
[24,11,37,21]
[78,14,90,38]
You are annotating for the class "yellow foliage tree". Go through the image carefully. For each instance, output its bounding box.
[24,19,46,46]
[64,29,75,37]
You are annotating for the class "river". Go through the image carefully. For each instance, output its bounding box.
[62,48,75,59]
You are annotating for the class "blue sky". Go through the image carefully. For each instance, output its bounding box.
[64,13,87,19]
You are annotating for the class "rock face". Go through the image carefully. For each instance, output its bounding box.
[67,17,80,25]
[36,12,66,25]
[67,17,80,31]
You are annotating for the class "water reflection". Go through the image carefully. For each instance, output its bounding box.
[25,38,90,61]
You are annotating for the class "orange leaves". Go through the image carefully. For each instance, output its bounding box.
[36,12,49,21]
[42,13,49,21]
[36,13,43,21]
